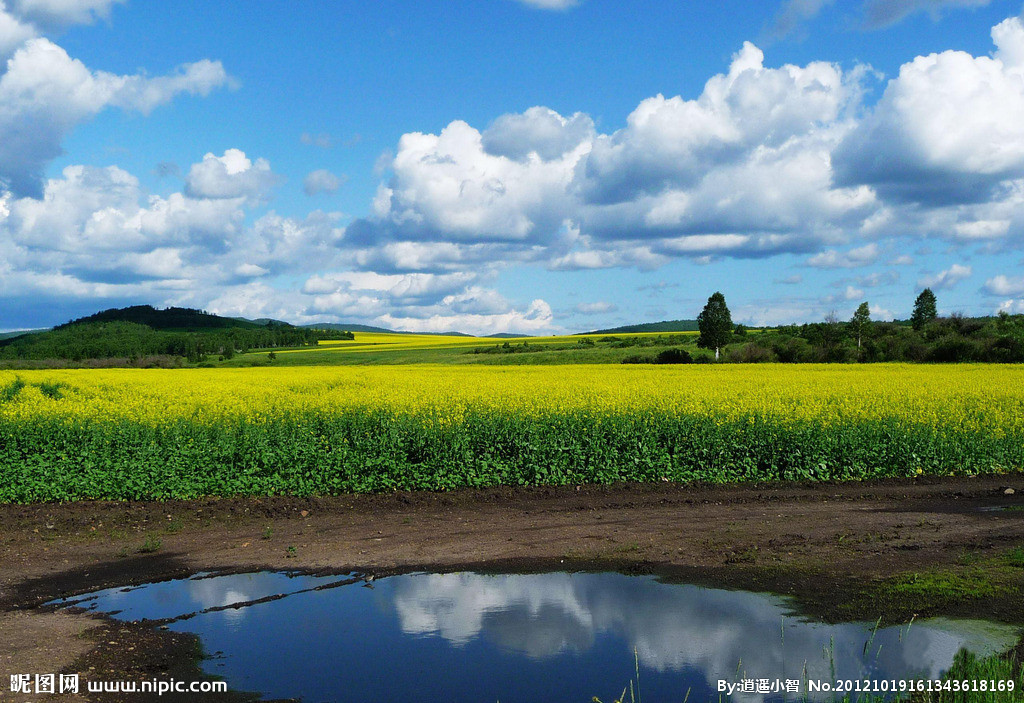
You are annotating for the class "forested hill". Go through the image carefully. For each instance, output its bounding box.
[56,305,274,331]
[301,322,474,336]
[583,319,700,335]
[1,306,353,363]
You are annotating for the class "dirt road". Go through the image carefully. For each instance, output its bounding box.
[2,476,1022,701]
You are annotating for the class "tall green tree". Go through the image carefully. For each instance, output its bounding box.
[911,288,937,330]
[850,302,871,348]
[697,291,733,360]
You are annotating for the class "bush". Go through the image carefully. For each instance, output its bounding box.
[771,337,813,363]
[927,335,980,363]
[725,343,776,363]
[654,348,692,364]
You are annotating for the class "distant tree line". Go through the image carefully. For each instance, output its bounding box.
[689,289,1024,364]
[0,322,332,362]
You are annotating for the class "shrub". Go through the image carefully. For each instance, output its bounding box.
[725,343,776,363]
[655,348,692,364]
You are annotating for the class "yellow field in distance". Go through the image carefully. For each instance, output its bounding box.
[279,330,697,355]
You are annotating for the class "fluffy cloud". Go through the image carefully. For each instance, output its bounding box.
[482,107,594,162]
[0,15,231,198]
[579,42,852,205]
[345,19,1024,283]
[0,151,336,306]
[303,169,344,196]
[856,270,900,287]
[377,298,554,336]
[303,271,476,304]
[806,243,880,268]
[10,11,1024,332]
[835,17,1024,205]
[356,41,875,274]
[1,147,530,330]
[574,301,617,315]
[768,0,835,39]
[8,0,125,29]
[984,274,1024,296]
[870,303,896,320]
[185,149,276,201]
[510,0,578,9]
[0,6,34,56]
[766,0,991,37]
[298,271,552,335]
[918,263,972,290]
[998,299,1024,314]
[842,285,865,300]
[300,132,333,149]
[861,0,992,29]
[374,119,580,243]
[4,163,248,257]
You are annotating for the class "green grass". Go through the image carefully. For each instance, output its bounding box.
[887,569,996,603]
[2,410,1022,502]
[207,334,707,368]
[0,377,25,402]
[824,549,1024,625]
[137,536,162,553]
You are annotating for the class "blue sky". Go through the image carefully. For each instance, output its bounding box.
[2,0,1024,333]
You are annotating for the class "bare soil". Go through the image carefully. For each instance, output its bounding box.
[2,476,1023,701]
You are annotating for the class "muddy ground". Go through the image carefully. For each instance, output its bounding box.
[2,475,1023,701]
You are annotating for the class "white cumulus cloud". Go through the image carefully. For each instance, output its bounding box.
[918,263,972,290]
[303,169,345,196]
[835,17,1024,205]
[985,274,1024,296]
[0,16,231,197]
[185,149,276,202]
[8,0,124,28]
[806,243,880,268]
[574,301,617,314]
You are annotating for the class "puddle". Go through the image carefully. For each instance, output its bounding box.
[54,571,1020,702]
[978,505,1023,512]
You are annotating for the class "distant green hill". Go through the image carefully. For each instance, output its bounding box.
[302,322,475,337]
[302,322,395,333]
[0,330,40,340]
[59,305,274,331]
[232,316,293,327]
[2,305,349,363]
[582,319,699,335]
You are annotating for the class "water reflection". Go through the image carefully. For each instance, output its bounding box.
[56,571,1020,703]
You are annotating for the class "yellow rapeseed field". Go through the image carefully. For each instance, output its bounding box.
[2,364,1021,435]
[276,331,690,355]
[3,363,1022,500]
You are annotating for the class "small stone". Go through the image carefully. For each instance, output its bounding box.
[1005,488,1016,495]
